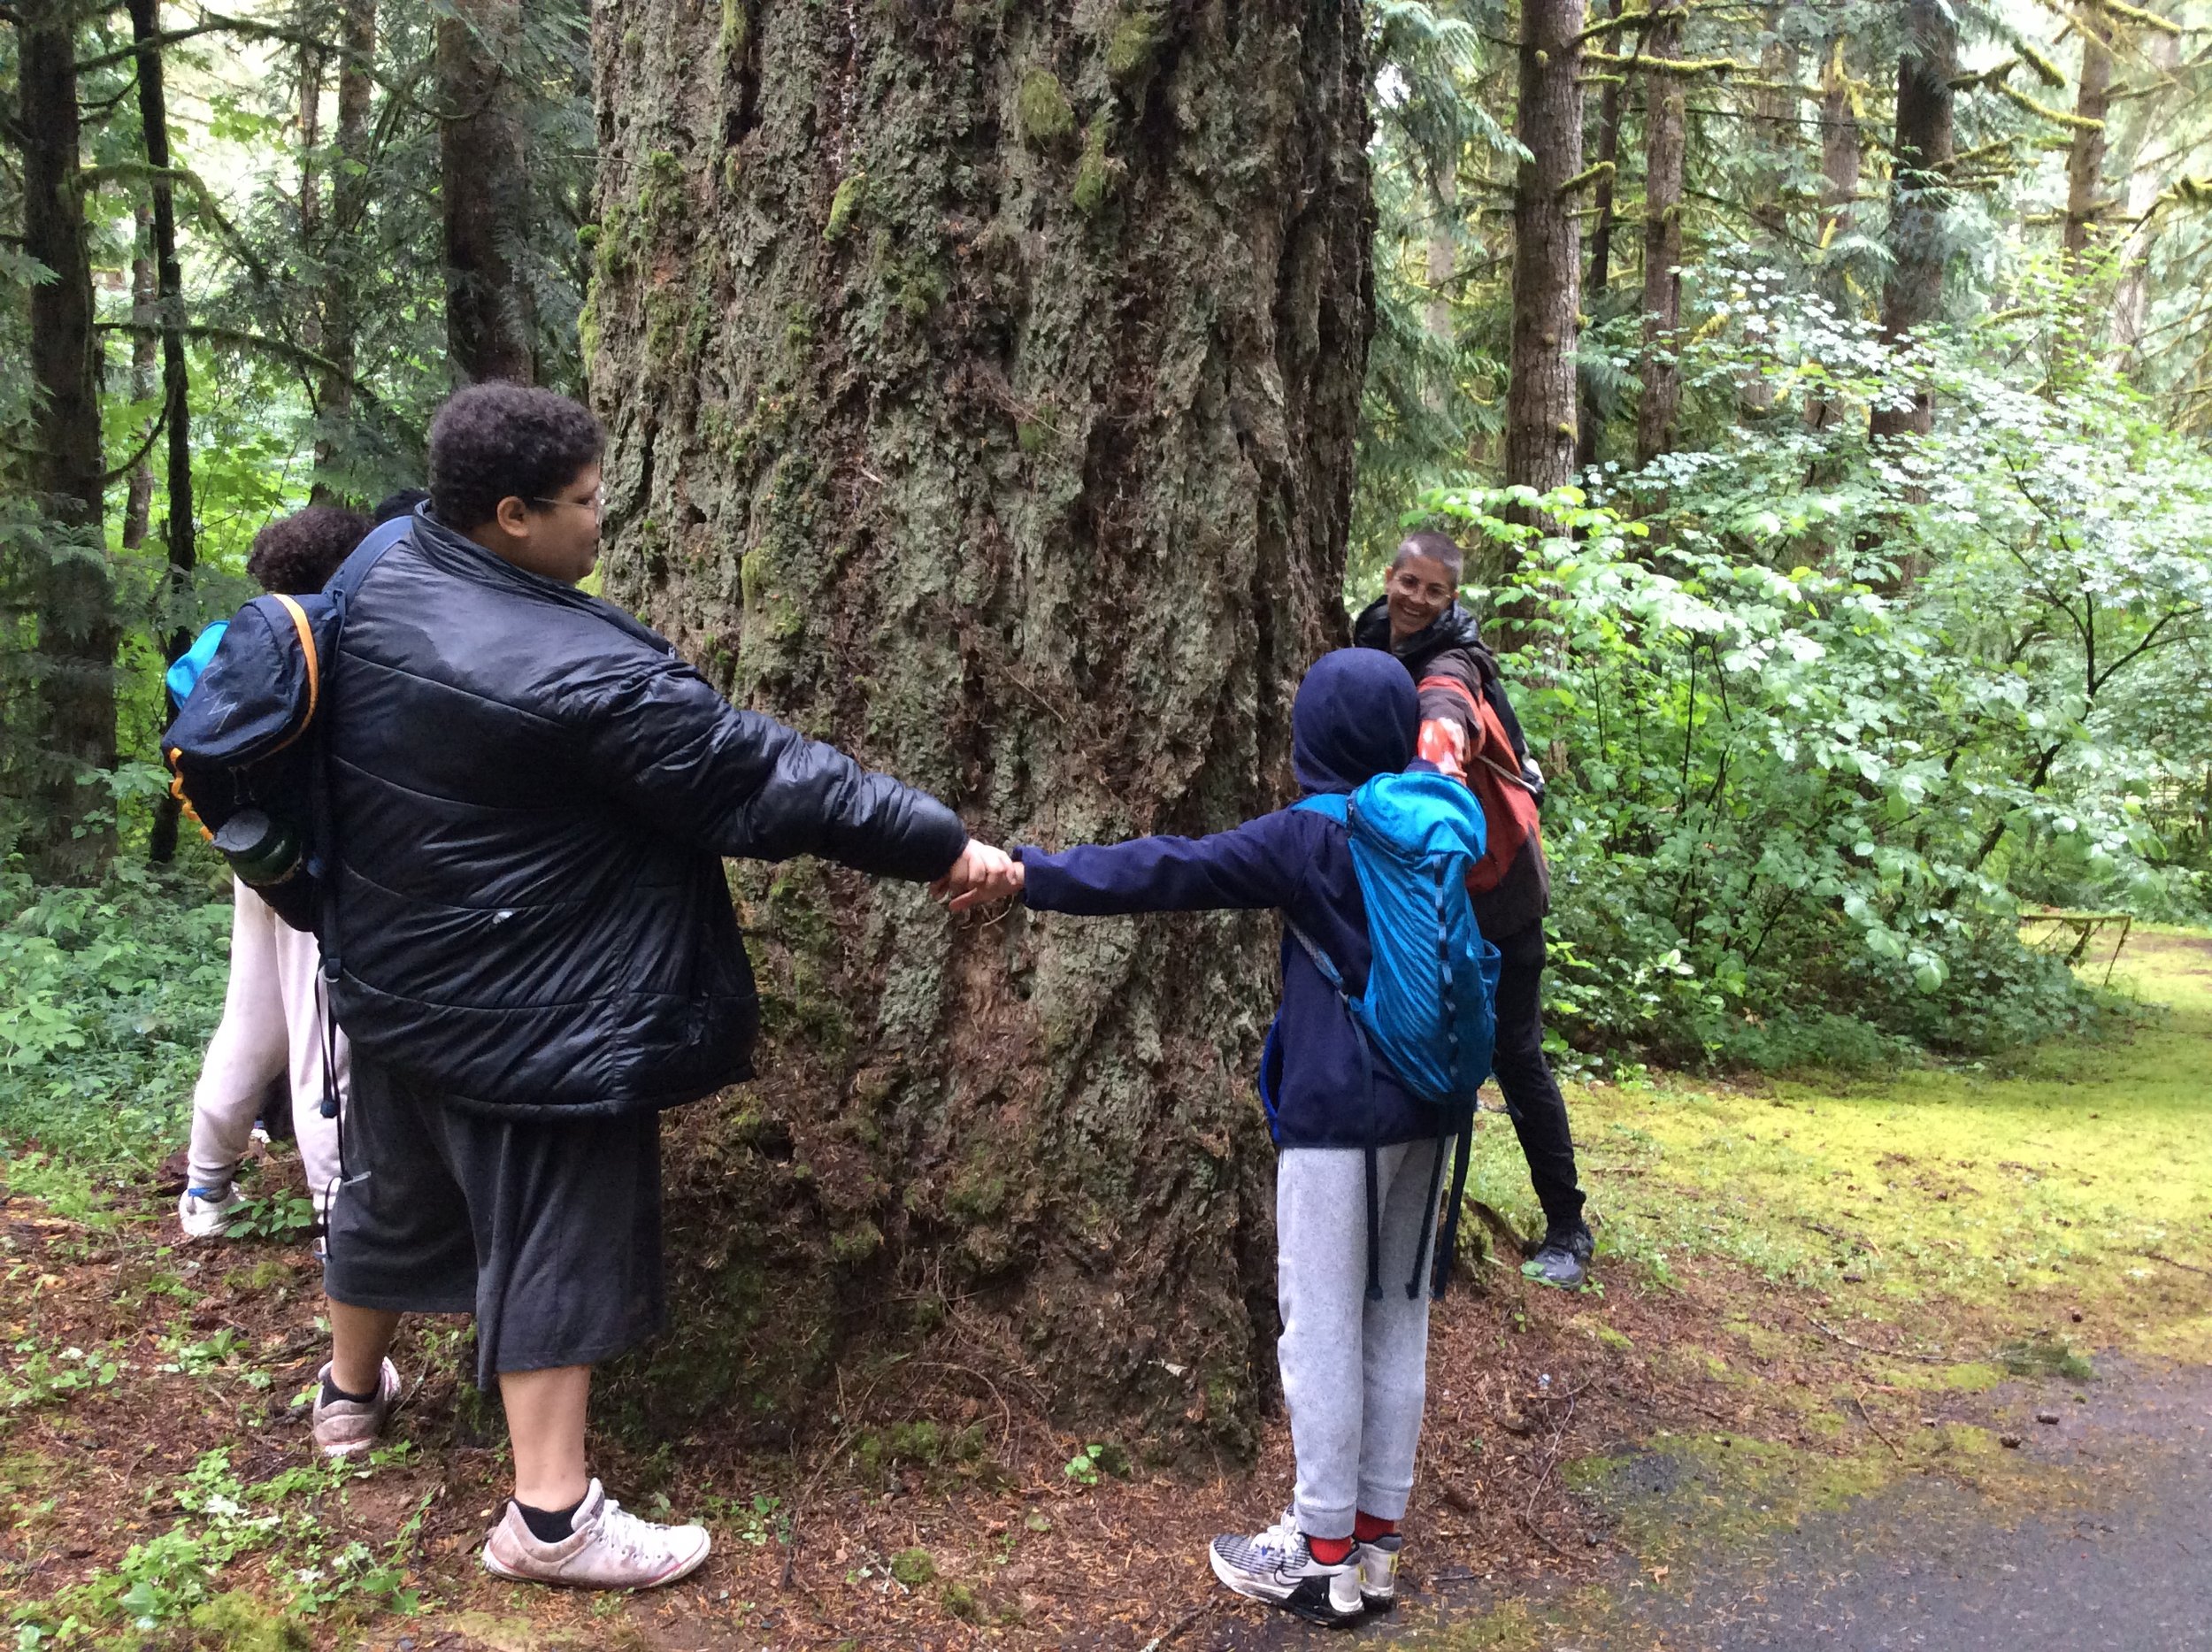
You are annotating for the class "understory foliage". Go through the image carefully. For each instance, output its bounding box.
[1413,265,2211,1064]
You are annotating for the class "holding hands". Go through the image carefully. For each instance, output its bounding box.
[931,838,1025,913]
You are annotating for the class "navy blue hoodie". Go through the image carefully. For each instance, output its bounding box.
[1015,649,1438,1149]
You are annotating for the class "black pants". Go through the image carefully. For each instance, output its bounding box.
[1490,919,1586,1230]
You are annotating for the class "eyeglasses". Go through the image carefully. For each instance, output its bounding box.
[530,490,604,517]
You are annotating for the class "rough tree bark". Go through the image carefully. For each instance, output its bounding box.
[588,2,1371,1448]
[22,0,116,877]
[1575,0,1624,475]
[1815,33,1860,284]
[1505,0,1584,557]
[2062,0,2114,271]
[131,0,197,864]
[1870,0,1955,445]
[313,0,377,498]
[1635,6,1686,467]
[440,0,535,384]
[1807,31,1860,438]
[125,211,157,550]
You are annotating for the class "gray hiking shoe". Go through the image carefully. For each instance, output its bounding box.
[310,1358,400,1458]
[1523,1221,1594,1290]
[481,1479,710,1591]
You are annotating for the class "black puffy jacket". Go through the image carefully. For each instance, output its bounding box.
[324,513,969,1118]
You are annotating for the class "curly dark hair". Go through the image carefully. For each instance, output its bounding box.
[427,384,604,532]
[247,505,370,595]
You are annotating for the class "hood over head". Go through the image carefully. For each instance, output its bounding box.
[1293,648,1418,795]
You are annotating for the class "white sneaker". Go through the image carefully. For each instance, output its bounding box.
[1355,1533,1402,1609]
[177,1184,247,1239]
[1208,1510,1363,1625]
[481,1479,710,1590]
[311,1358,401,1458]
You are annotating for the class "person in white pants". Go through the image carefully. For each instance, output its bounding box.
[178,880,349,1237]
[174,504,371,1241]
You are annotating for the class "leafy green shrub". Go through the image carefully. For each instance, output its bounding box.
[0,853,232,1172]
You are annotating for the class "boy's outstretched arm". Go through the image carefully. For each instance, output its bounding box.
[1014,815,1303,917]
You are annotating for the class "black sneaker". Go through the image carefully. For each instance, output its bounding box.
[1208,1511,1363,1626]
[1523,1221,1594,1290]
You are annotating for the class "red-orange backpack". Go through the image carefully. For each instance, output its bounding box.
[1415,674,1541,895]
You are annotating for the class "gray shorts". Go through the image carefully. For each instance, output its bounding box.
[323,1057,666,1387]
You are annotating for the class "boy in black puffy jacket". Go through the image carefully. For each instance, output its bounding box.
[312,385,1018,1590]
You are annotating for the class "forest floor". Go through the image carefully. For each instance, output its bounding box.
[3,932,2208,1651]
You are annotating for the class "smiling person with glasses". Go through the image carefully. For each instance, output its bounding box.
[305,382,1018,1590]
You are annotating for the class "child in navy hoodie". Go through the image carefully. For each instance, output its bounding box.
[1006,649,1458,1626]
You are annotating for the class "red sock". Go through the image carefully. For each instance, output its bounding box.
[1307,1534,1354,1565]
[1354,1511,1398,1543]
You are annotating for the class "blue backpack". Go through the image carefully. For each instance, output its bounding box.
[1292,772,1503,1301]
[161,515,411,941]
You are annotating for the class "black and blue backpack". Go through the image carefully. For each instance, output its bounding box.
[161,514,411,941]
[1280,771,1504,1301]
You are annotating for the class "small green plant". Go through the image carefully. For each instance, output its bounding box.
[1,1339,122,1410]
[225,1193,316,1243]
[1060,1441,1129,1486]
[158,1325,244,1376]
[888,1546,935,1587]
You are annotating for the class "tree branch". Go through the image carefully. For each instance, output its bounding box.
[93,320,424,445]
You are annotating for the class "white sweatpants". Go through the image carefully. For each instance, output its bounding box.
[185,880,347,1217]
[1276,1137,1449,1541]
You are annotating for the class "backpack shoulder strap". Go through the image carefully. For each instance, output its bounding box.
[1292,792,1350,823]
[326,513,412,603]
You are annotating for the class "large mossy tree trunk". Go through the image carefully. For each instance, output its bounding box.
[588,2,1372,1452]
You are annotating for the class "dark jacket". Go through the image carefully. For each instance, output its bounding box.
[1016,650,1445,1150]
[325,512,969,1118]
[1353,597,1550,938]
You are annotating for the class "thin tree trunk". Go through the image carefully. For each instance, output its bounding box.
[590,0,1371,1449]
[1636,6,1686,467]
[22,0,117,877]
[1807,31,1860,438]
[2062,1,2114,272]
[132,0,197,865]
[312,0,377,502]
[125,210,157,550]
[1576,0,1624,475]
[1505,0,1586,543]
[1424,164,1455,416]
[1739,37,1798,418]
[1870,0,1955,445]
[1748,38,1797,250]
[440,0,535,384]
[1816,33,1860,274]
[298,40,323,357]
[2110,26,2183,368]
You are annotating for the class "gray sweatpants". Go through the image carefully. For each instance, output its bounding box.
[1276,1136,1450,1541]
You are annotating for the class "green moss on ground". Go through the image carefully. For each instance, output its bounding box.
[1463,930,2212,1331]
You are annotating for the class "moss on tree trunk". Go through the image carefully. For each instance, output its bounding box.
[588,0,1373,1453]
